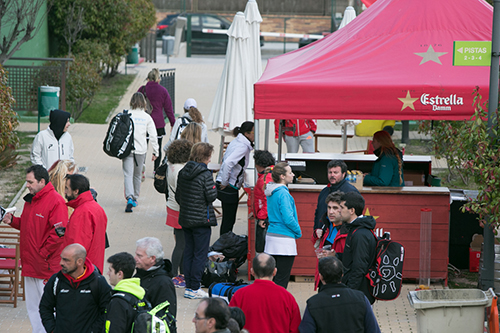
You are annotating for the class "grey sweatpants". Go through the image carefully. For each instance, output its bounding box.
[122,153,146,201]
[284,131,315,153]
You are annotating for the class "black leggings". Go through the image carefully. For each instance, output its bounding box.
[171,228,185,276]
[272,255,295,289]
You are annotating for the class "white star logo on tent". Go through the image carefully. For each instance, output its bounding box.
[414,45,448,65]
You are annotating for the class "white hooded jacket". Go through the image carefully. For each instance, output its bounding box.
[216,133,253,188]
[31,128,74,169]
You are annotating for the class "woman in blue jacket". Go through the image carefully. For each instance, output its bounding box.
[264,162,302,289]
[363,130,404,186]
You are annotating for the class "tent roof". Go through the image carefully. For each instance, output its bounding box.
[254,0,493,120]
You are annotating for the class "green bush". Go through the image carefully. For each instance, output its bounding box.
[0,66,19,153]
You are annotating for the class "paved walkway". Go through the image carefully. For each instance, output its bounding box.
[0,45,447,332]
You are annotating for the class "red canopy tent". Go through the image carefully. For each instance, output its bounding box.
[254,0,493,120]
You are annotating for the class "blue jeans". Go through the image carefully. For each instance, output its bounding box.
[183,226,211,290]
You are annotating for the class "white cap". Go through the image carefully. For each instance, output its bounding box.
[184,98,197,109]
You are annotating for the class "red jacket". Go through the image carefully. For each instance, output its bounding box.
[11,183,68,279]
[274,119,317,139]
[311,220,348,290]
[64,191,108,273]
[229,279,301,333]
[254,169,274,220]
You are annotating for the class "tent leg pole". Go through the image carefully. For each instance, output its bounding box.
[264,119,270,151]
[342,123,348,153]
[402,121,410,144]
[255,119,260,150]
[278,121,283,162]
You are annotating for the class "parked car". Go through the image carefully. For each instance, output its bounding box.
[156,14,179,39]
[170,13,264,54]
[298,32,331,48]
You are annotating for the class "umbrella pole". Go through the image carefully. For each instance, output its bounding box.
[218,134,225,164]
[341,123,348,153]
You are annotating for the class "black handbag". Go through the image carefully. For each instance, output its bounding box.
[255,218,268,253]
[154,162,168,194]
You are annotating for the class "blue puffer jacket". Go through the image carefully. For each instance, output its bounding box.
[265,183,302,239]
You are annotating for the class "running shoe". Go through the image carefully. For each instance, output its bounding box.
[125,198,134,213]
[184,288,208,299]
[173,275,186,288]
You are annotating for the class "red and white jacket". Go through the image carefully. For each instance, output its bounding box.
[274,119,317,139]
[11,183,68,280]
[254,169,274,220]
[64,190,108,273]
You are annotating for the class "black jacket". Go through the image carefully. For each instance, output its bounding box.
[300,283,377,333]
[175,161,217,228]
[39,265,112,333]
[314,179,359,230]
[341,216,377,304]
[134,260,177,318]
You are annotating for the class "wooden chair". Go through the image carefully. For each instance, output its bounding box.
[0,226,25,306]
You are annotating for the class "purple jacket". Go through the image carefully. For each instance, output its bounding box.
[139,81,174,128]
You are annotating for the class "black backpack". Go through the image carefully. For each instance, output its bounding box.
[112,292,176,333]
[154,161,168,194]
[365,232,405,301]
[174,116,192,139]
[201,259,237,288]
[103,110,134,159]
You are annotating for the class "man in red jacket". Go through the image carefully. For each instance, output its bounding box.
[274,119,317,153]
[63,174,108,273]
[1,165,68,333]
[229,253,301,333]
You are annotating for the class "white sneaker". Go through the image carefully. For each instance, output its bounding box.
[184,288,208,299]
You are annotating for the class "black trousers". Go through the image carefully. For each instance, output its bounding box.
[171,228,185,275]
[272,255,295,289]
[220,200,239,236]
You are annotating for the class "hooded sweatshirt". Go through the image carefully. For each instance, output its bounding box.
[341,215,377,304]
[31,109,74,169]
[105,278,146,333]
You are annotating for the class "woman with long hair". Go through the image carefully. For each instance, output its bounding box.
[123,92,158,212]
[176,143,217,299]
[138,68,174,171]
[163,98,208,151]
[180,123,202,144]
[216,121,254,236]
[166,139,193,288]
[264,162,302,289]
[363,130,404,186]
[48,159,78,198]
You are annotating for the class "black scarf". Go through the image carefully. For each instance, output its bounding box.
[49,109,71,141]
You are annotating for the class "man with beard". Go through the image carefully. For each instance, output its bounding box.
[313,160,358,232]
[39,243,111,333]
[63,174,108,273]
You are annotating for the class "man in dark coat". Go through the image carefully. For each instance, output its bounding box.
[39,244,111,333]
[338,192,377,304]
[314,160,359,231]
[134,237,177,319]
[299,256,381,333]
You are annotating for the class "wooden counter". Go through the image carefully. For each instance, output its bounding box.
[246,185,450,282]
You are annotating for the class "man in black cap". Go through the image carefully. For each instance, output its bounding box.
[31,109,74,169]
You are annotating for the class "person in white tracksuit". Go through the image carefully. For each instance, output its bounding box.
[31,109,74,169]
[123,92,159,213]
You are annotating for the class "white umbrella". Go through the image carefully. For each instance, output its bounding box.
[208,12,253,135]
[338,6,357,29]
[244,0,263,86]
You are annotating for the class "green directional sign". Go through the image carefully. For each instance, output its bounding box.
[453,41,492,66]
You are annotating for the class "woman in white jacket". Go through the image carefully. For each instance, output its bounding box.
[31,109,74,169]
[216,121,254,235]
[124,92,159,213]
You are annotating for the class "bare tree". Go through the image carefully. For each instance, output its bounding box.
[63,2,86,56]
[0,0,54,65]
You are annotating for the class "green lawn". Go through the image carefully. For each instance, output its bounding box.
[78,74,136,124]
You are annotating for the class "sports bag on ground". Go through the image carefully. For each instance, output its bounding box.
[111,292,176,333]
[154,161,168,194]
[103,110,134,159]
[366,232,405,301]
[208,280,249,303]
[201,259,237,287]
[209,231,248,268]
